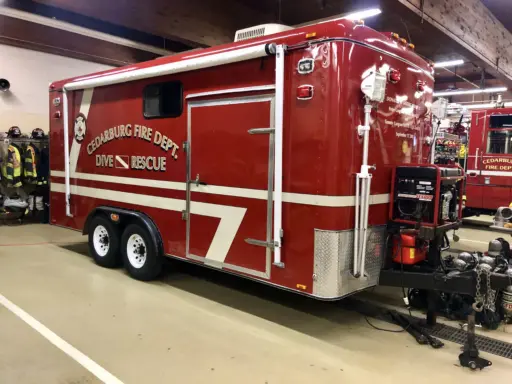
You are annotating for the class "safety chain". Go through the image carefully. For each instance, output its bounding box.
[486,269,497,312]
[474,266,484,312]
[473,265,496,312]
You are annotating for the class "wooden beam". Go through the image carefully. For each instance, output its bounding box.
[0,16,158,66]
[32,0,274,47]
[398,0,512,83]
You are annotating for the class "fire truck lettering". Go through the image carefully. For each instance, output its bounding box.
[145,127,153,142]
[130,156,166,171]
[154,131,162,146]
[171,142,179,159]
[125,124,132,137]
[96,154,113,168]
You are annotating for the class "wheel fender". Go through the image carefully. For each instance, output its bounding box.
[83,206,163,254]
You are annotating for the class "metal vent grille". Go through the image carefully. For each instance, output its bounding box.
[235,27,266,42]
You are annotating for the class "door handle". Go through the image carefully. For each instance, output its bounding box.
[467,171,478,177]
[193,174,207,187]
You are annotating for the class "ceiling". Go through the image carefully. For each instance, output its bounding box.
[482,0,512,32]
[1,0,511,101]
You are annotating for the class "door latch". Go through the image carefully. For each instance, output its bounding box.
[194,174,207,187]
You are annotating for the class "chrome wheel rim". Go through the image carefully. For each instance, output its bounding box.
[127,234,146,269]
[93,225,110,257]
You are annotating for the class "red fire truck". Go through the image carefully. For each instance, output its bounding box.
[466,108,512,211]
[49,19,434,300]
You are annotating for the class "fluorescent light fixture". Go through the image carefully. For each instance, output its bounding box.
[433,87,507,97]
[343,8,382,20]
[433,59,464,68]
[447,101,512,110]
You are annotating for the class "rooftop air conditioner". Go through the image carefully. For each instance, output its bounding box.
[234,23,293,42]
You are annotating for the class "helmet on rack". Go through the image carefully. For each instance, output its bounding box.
[31,128,45,139]
[7,126,21,138]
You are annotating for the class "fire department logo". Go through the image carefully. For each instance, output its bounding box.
[74,113,87,142]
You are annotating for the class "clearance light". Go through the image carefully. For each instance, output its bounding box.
[408,43,415,50]
[297,85,314,100]
[343,8,382,20]
[433,59,464,68]
[433,87,507,97]
[399,38,407,46]
[305,32,317,39]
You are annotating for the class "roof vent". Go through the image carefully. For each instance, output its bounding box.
[234,23,293,42]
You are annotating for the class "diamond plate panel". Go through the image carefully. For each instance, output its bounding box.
[313,226,385,299]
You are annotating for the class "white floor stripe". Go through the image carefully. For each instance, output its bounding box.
[0,293,124,384]
[50,170,390,207]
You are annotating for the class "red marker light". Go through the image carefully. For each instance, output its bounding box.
[388,69,401,84]
[417,80,425,92]
[297,85,314,100]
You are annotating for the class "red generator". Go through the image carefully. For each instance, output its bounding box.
[49,19,434,299]
[389,164,464,266]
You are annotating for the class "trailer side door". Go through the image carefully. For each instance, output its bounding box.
[185,93,274,279]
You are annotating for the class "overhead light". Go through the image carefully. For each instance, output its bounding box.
[448,102,512,110]
[433,60,464,68]
[433,87,507,97]
[343,8,382,20]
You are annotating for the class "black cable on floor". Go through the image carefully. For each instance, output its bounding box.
[365,316,406,333]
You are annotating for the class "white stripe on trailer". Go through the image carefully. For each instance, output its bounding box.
[51,170,390,207]
[69,88,94,175]
[51,183,246,264]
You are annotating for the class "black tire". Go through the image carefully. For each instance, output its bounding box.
[88,215,121,268]
[121,223,162,281]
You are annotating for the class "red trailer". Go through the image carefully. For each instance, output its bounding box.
[466,108,512,211]
[49,19,434,299]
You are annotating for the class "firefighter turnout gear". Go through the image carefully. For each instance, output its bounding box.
[24,143,39,184]
[6,143,22,187]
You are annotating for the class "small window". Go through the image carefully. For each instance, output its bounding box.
[143,81,183,119]
[487,130,512,154]
[489,114,512,129]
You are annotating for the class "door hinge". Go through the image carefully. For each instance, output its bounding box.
[183,141,189,152]
[181,210,188,221]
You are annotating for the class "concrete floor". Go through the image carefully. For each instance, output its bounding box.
[1,224,512,383]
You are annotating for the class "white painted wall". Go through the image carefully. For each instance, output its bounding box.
[0,44,113,133]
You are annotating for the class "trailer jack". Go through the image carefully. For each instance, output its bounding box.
[459,311,492,370]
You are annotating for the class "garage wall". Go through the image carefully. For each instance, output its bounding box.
[0,44,113,133]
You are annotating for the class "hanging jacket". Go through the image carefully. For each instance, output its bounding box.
[38,146,49,185]
[0,141,7,181]
[6,143,22,187]
[23,143,40,184]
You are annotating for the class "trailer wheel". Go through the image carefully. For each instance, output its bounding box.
[88,215,121,268]
[121,223,162,281]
